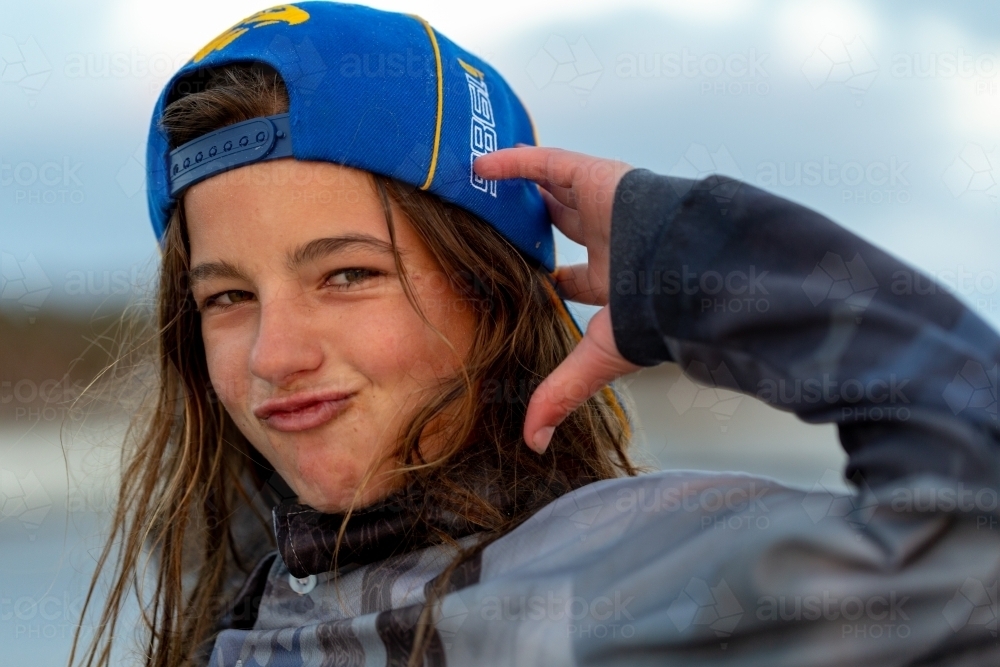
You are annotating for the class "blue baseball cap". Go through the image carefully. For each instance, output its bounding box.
[146,1,555,270]
[146,1,632,431]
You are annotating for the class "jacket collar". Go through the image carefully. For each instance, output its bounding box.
[272,488,484,578]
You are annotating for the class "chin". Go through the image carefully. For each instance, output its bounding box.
[296,482,393,514]
[291,457,403,513]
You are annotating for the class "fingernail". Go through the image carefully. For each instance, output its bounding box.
[532,426,555,453]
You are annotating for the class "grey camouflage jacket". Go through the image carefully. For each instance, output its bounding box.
[205,170,1000,666]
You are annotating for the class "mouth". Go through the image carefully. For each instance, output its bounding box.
[253,390,355,432]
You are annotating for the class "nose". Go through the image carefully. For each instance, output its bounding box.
[248,290,324,388]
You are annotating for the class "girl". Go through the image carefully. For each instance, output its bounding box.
[74,3,1000,667]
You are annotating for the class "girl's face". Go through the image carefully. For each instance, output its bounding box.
[184,159,477,512]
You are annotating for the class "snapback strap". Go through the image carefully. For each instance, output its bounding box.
[168,113,292,196]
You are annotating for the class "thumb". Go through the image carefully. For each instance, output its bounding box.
[523,308,641,453]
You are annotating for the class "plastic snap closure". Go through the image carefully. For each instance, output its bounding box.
[288,573,317,595]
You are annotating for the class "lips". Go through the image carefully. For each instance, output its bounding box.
[253,390,354,432]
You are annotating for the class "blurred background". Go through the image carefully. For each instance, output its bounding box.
[2,0,999,663]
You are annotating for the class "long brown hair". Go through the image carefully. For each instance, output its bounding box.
[71,63,637,667]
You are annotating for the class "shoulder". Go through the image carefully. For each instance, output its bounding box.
[479,469,815,578]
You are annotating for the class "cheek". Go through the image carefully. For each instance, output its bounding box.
[410,273,477,371]
[346,303,442,391]
[201,324,254,418]
[343,290,471,400]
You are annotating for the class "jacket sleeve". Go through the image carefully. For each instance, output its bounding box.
[608,169,1000,488]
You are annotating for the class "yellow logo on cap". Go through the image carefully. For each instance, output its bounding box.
[457,57,484,79]
[192,4,311,63]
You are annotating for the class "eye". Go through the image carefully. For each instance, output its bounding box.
[325,267,382,289]
[202,290,255,310]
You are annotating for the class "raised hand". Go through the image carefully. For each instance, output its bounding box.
[473,146,643,453]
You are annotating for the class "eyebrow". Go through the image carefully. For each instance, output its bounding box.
[188,234,396,288]
[188,259,251,288]
[285,234,396,272]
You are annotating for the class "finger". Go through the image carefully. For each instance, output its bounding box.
[472,146,584,190]
[539,187,583,243]
[523,308,641,453]
[538,180,576,210]
[553,264,603,306]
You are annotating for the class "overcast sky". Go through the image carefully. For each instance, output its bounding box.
[2,0,999,329]
[1,7,998,663]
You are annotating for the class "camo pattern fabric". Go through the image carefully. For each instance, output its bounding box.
[608,170,1000,489]
[208,533,480,667]
[205,171,1000,666]
[207,470,1000,667]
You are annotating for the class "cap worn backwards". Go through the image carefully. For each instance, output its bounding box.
[146,1,554,270]
[146,1,632,431]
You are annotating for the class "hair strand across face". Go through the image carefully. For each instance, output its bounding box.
[72,62,639,667]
